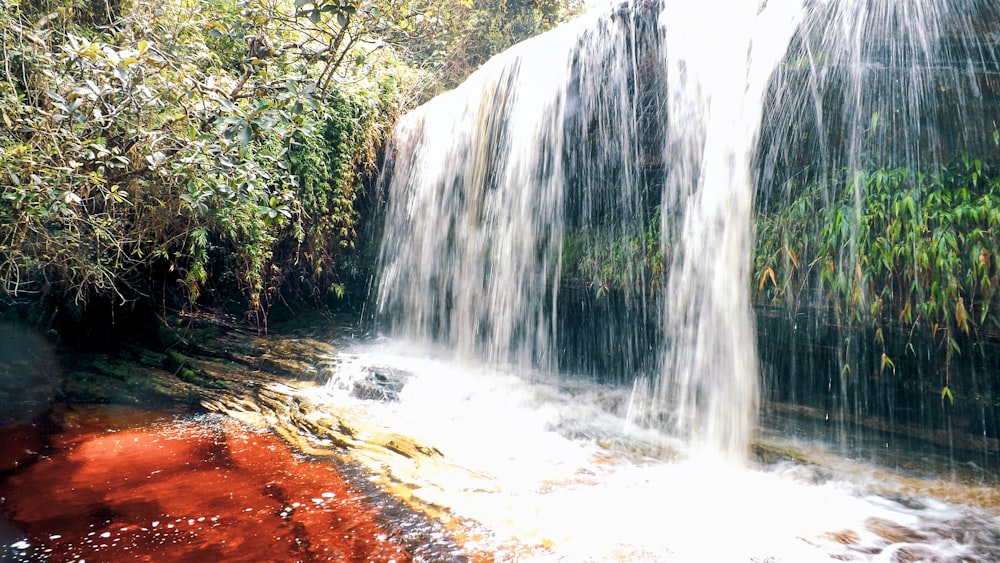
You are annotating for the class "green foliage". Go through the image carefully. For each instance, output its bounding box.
[0,0,583,329]
[754,154,1000,389]
[386,0,587,100]
[0,0,400,327]
[280,82,396,303]
[565,209,664,299]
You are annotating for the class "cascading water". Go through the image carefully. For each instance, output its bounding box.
[376,2,662,375]
[375,0,999,460]
[375,0,802,460]
[651,0,805,462]
[336,1,1000,558]
[760,0,998,180]
[375,45,566,371]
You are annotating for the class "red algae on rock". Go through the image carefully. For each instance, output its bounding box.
[0,405,422,562]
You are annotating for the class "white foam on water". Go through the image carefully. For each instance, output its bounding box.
[317,339,1000,561]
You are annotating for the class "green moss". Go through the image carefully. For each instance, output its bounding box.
[89,356,134,382]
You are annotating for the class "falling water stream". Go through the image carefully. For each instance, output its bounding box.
[364,0,1000,559]
[651,0,804,461]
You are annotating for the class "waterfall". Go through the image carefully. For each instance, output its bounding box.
[375,0,1000,461]
[376,2,662,372]
[653,0,804,462]
[376,0,791,460]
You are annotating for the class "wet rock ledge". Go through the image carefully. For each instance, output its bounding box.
[0,314,468,562]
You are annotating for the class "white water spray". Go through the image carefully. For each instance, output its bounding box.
[352,1,1000,557]
[653,0,804,462]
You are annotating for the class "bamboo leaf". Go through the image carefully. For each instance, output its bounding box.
[941,386,954,405]
[758,266,776,291]
[955,296,969,334]
[785,246,799,268]
[880,353,895,374]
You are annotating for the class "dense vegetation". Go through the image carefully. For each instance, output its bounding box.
[0,0,582,334]
[755,151,1000,401]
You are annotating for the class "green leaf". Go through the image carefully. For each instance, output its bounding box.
[941,386,954,405]
[330,283,345,299]
[880,353,895,374]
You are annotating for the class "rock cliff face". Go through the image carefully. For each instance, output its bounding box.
[757,1,1000,186]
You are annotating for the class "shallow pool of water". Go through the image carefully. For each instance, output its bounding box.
[0,404,461,562]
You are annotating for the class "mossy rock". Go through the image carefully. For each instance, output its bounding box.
[89,356,135,381]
